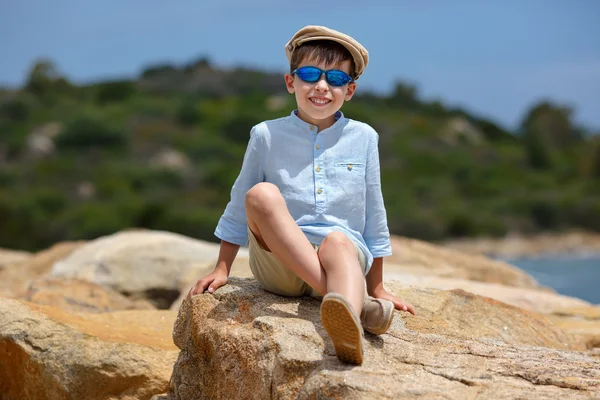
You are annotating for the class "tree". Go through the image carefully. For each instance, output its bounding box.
[56,117,128,151]
[388,81,419,109]
[520,101,581,149]
[588,138,600,179]
[519,101,582,169]
[24,59,73,98]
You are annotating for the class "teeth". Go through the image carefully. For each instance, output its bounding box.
[311,98,329,104]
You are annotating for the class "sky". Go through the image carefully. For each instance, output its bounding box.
[1,0,599,131]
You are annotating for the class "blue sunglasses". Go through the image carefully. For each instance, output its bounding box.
[291,66,354,87]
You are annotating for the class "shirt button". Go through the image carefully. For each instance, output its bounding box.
[316,166,321,172]
[310,125,315,131]
[317,188,323,194]
[316,144,321,150]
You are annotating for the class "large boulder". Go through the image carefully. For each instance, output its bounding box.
[23,277,155,313]
[50,230,250,308]
[0,241,84,298]
[170,256,253,311]
[386,272,600,351]
[0,298,178,400]
[166,278,599,399]
[387,236,541,288]
[0,248,31,270]
[441,230,600,258]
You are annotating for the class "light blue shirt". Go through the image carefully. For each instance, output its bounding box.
[214,110,392,275]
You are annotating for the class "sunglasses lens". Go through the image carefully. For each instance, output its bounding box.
[326,71,352,86]
[296,67,321,82]
[294,67,352,86]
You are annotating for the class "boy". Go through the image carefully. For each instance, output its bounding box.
[190,25,415,365]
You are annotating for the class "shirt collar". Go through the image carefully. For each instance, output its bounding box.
[288,110,345,133]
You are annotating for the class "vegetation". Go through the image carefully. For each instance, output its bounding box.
[0,58,598,251]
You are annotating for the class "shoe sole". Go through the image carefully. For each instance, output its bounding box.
[321,296,364,365]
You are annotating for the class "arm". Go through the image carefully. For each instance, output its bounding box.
[190,127,264,296]
[363,132,415,315]
[366,257,415,315]
[189,240,240,296]
[214,126,265,246]
[363,133,392,260]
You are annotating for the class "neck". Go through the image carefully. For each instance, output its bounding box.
[296,110,337,132]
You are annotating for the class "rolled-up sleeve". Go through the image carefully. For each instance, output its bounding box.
[214,127,264,245]
[363,133,392,257]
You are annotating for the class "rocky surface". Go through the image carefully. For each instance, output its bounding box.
[441,230,600,258]
[50,230,249,308]
[384,272,600,350]
[166,278,600,400]
[0,248,31,270]
[386,236,540,288]
[1,230,600,399]
[23,277,155,313]
[0,241,84,298]
[0,298,178,400]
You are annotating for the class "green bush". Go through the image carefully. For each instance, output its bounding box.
[0,97,31,121]
[56,117,129,151]
[177,99,202,126]
[96,81,136,104]
[220,113,263,144]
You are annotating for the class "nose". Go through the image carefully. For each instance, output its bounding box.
[314,74,329,92]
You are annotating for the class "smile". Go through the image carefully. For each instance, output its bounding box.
[309,97,331,106]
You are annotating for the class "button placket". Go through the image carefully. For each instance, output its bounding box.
[314,139,325,212]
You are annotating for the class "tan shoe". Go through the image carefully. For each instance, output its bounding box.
[360,296,395,335]
[320,293,364,365]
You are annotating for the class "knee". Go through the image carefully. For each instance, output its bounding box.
[245,183,284,215]
[319,232,356,260]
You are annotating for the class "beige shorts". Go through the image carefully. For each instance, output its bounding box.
[248,228,367,298]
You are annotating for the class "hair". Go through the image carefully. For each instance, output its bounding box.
[290,40,356,79]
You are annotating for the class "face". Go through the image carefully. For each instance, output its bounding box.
[284,59,356,130]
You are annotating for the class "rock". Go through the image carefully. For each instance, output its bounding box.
[440,117,485,146]
[0,241,84,298]
[441,230,600,258]
[387,236,540,288]
[384,282,576,350]
[23,277,155,313]
[0,248,31,270]
[149,148,191,171]
[0,298,178,400]
[50,230,249,309]
[549,316,600,350]
[25,122,62,158]
[385,272,600,351]
[76,181,96,199]
[170,255,254,311]
[24,241,86,276]
[167,278,599,399]
[384,272,589,315]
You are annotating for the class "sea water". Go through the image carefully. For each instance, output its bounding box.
[508,255,600,305]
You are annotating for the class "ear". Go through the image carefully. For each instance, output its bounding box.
[344,82,357,101]
[284,73,295,94]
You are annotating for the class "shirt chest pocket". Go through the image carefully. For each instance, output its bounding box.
[334,162,365,186]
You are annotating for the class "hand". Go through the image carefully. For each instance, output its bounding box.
[371,287,416,316]
[188,268,228,297]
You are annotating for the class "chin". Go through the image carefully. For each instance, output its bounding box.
[305,106,337,118]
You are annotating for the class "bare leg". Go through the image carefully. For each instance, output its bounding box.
[245,183,327,295]
[317,232,365,315]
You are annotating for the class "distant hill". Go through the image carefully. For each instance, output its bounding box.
[0,58,598,251]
